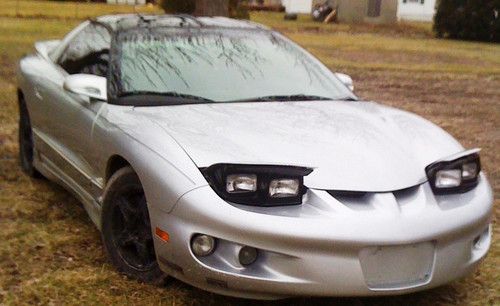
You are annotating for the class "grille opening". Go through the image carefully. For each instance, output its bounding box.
[393,185,420,199]
[327,190,368,199]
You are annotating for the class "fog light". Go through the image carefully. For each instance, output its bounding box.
[238,246,258,266]
[191,234,216,257]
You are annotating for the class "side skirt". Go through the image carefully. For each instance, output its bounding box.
[32,137,102,231]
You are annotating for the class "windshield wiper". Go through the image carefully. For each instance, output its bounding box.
[119,91,214,103]
[228,94,348,103]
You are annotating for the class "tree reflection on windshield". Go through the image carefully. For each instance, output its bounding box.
[115,29,351,103]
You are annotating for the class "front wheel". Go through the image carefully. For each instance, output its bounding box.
[18,98,41,178]
[101,166,167,285]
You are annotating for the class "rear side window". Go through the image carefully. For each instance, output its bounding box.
[58,23,112,77]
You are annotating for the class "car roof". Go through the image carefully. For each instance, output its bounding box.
[95,14,269,32]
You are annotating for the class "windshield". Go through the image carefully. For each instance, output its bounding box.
[111,28,355,105]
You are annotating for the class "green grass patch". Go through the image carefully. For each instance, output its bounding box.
[0,0,162,19]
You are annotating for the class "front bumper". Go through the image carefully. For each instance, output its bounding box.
[149,174,493,299]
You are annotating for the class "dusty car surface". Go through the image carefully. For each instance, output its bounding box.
[16,14,493,299]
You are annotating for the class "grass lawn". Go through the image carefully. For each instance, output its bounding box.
[0,0,161,19]
[0,3,499,305]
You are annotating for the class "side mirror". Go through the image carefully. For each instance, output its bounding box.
[63,74,107,101]
[335,73,354,92]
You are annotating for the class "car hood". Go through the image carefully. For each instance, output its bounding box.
[132,101,463,192]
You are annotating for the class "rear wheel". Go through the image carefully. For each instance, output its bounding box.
[101,167,167,285]
[18,97,41,178]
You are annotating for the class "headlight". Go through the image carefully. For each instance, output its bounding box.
[226,174,257,193]
[202,164,313,206]
[269,179,300,198]
[425,151,481,194]
[435,169,462,188]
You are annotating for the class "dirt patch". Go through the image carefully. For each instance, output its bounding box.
[315,48,494,69]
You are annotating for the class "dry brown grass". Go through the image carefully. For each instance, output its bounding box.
[0,6,499,306]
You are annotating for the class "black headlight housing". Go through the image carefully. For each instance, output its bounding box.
[201,164,313,206]
[425,152,481,195]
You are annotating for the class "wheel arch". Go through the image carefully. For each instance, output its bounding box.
[105,154,132,184]
[101,130,208,214]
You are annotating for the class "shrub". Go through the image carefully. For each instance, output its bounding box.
[434,0,499,42]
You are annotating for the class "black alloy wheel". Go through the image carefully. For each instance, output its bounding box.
[18,97,41,178]
[101,167,167,284]
[111,192,156,271]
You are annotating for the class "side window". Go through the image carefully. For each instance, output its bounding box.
[58,23,111,77]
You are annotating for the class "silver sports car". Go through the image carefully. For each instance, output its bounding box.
[17,14,493,299]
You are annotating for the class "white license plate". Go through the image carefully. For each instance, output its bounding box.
[359,242,435,290]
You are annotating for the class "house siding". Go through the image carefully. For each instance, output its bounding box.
[334,0,398,23]
[282,0,313,14]
[397,0,436,22]
[284,0,398,23]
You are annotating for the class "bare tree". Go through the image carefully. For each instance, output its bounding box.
[194,0,229,17]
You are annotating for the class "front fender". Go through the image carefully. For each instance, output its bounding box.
[94,104,208,213]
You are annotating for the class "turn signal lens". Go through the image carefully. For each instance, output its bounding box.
[435,169,462,188]
[155,227,170,242]
[226,174,257,193]
[269,178,300,198]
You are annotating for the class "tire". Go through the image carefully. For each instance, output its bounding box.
[101,166,167,285]
[18,97,42,178]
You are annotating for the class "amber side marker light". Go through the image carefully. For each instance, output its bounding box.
[155,227,170,242]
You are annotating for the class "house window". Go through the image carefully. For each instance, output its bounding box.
[367,0,382,17]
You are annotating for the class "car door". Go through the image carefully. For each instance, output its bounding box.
[35,22,111,199]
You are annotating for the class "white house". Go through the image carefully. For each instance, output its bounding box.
[283,0,399,24]
[397,0,436,22]
[281,0,437,22]
[282,0,313,14]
